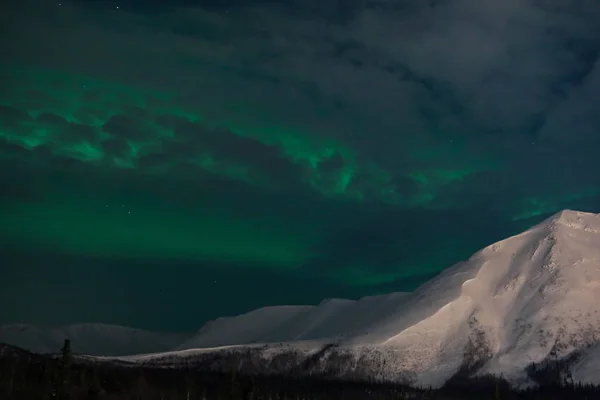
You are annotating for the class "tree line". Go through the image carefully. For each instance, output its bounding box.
[1,340,599,399]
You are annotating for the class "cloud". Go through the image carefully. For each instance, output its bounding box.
[318,153,345,174]
[141,114,307,187]
[0,105,30,131]
[101,138,132,158]
[102,114,154,141]
[37,112,99,145]
[3,0,600,201]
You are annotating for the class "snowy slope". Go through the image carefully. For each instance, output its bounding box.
[0,323,192,356]
[170,209,600,387]
[176,305,313,349]
[178,293,410,349]
[373,209,600,385]
[572,342,600,385]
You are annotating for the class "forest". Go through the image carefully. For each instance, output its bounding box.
[1,341,599,400]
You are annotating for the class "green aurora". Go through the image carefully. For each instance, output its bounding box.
[2,0,600,330]
[0,66,494,276]
[2,65,595,284]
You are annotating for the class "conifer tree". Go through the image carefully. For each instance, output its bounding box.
[50,339,72,400]
[59,339,72,399]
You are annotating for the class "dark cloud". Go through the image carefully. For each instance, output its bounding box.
[154,114,187,129]
[0,137,31,159]
[207,129,304,184]
[136,151,175,169]
[318,153,345,174]
[102,114,153,141]
[315,153,348,191]
[36,112,99,145]
[2,0,598,216]
[101,138,131,158]
[168,118,213,144]
[7,0,599,181]
[29,144,90,173]
[35,112,65,126]
[163,116,306,186]
[0,107,100,150]
[62,123,98,144]
[0,105,31,131]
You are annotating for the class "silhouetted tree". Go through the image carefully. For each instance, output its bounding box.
[49,339,72,400]
[3,341,600,400]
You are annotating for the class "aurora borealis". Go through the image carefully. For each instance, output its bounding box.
[2,0,600,331]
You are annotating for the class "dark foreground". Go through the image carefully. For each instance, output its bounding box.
[1,342,599,400]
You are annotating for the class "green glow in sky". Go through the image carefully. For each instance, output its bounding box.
[0,66,497,206]
[0,193,319,269]
[0,64,590,288]
[0,67,471,274]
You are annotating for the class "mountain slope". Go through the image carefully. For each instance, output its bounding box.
[177,305,314,349]
[178,293,410,349]
[326,209,600,386]
[170,209,600,387]
[0,323,192,356]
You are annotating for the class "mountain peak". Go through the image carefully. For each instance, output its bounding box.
[547,209,599,227]
[167,209,600,387]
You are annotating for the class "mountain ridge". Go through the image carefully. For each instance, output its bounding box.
[165,209,600,387]
[2,209,600,387]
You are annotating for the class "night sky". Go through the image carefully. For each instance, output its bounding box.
[1,0,600,332]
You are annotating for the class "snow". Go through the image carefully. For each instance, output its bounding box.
[172,209,600,387]
[572,343,600,385]
[3,209,600,388]
[177,293,411,349]
[176,305,313,349]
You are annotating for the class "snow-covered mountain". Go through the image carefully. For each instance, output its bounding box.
[176,293,410,350]
[3,210,600,388]
[139,209,600,387]
[0,323,192,356]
